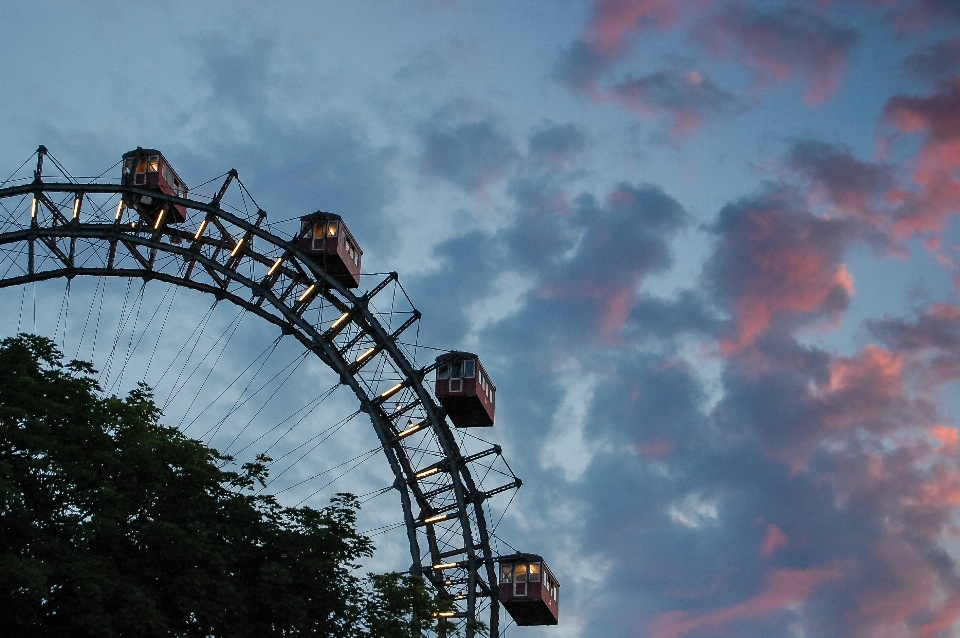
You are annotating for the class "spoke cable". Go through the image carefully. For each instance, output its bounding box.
[228,377,339,458]
[200,348,308,443]
[153,302,217,397]
[180,336,282,433]
[1,155,34,188]
[273,446,380,496]
[110,281,150,394]
[291,447,382,506]
[100,277,137,387]
[263,409,361,486]
[163,302,237,409]
[141,285,178,382]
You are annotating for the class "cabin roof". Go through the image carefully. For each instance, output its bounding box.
[122,148,165,158]
[435,351,479,362]
[498,552,546,563]
[301,210,344,222]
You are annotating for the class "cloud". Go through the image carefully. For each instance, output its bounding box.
[760,523,789,557]
[868,302,960,387]
[552,0,703,93]
[195,34,277,114]
[649,563,846,638]
[527,121,588,168]
[590,0,688,54]
[552,40,618,95]
[786,140,894,226]
[524,183,688,344]
[704,190,856,352]
[610,70,741,135]
[698,5,860,105]
[417,115,518,191]
[883,78,960,240]
[552,0,725,133]
[903,39,960,85]
[849,0,960,30]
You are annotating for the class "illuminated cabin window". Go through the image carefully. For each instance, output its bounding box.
[500,562,545,586]
[136,159,147,174]
[327,222,338,237]
[148,156,159,172]
[313,222,325,238]
[515,563,527,581]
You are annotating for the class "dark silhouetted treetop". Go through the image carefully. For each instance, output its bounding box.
[0,334,458,637]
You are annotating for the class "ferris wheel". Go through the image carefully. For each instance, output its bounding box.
[0,146,560,637]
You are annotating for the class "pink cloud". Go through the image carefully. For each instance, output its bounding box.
[880,79,960,241]
[590,0,685,54]
[845,0,960,32]
[847,538,941,635]
[610,70,740,137]
[928,424,959,453]
[760,523,789,557]
[817,345,903,429]
[919,592,960,637]
[700,5,860,106]
[649,563,845,638]
[600,287,633,341]
[763,344,907,473]
[637,438,676,458]
[714,205,854,353]
[785,140,895,232]
[589,0,714,56]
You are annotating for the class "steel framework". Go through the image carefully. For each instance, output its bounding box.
[0,147,521,637]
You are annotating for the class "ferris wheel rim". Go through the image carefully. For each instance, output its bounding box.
[0,155,513,637]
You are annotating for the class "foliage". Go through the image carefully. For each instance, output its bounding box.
[0,335,454,637]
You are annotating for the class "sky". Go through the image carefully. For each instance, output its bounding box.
[4,0,960,636]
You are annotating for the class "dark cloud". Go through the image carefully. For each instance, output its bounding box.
[610,70,741,134]
[883,78,960,240]
[698,5,860,105]
[195,34,276,113]
[786,140,895,231]
[417,116,518,191]
[868,303,960,386]
[552,0,688,93]
[408,176,690,405]
[628,290,719,339]
[551,40,616,94]
[704,189,857,351]
[850,0,960,29]
[904,39,960,85]
[527,121,588,168]
[179,35,403,266]
[787,140,892,207]
[589,0,684,52]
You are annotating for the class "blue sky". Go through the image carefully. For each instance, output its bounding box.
[5,1,960,636]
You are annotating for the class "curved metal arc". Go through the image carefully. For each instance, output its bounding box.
[0,184,503,636]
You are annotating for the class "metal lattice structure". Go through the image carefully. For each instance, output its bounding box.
[0,147,522,637]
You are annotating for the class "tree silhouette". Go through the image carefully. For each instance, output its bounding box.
[0,334,456,637]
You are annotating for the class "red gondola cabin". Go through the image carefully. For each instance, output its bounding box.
[121,148,189,224]
[298,212,363,289]
[499,553,560,626]
[434,352,495,428]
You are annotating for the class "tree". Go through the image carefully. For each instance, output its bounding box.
[0,335,457,637]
